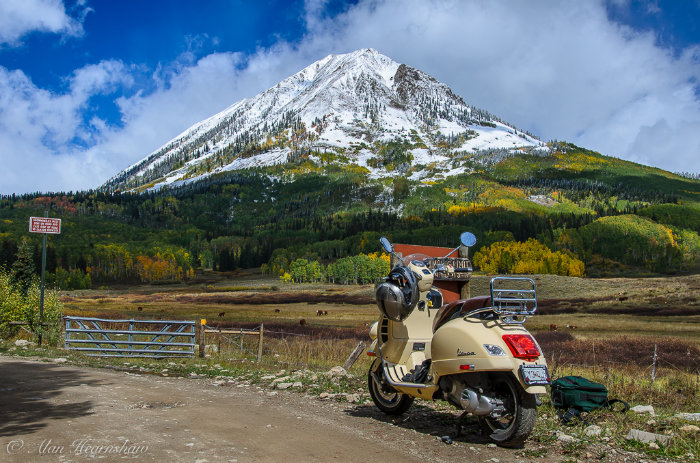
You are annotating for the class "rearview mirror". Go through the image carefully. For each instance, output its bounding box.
[380,236,393,253]
[460,232,476,247]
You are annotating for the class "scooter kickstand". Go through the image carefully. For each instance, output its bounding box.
[454,411,470,438]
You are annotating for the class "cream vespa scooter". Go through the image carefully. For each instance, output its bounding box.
[367,233,550,447]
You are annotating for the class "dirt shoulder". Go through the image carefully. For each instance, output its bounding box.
[0,356,670,462]
[0,356,514,462]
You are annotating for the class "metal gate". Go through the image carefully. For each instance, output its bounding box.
[64,316,195,358]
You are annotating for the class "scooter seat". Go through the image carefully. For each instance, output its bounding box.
[432,296,491,332]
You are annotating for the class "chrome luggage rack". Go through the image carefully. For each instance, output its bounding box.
[488,277,538,324]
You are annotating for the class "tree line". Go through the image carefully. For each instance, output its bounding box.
[1,148,698,286]
[268,253,390,285]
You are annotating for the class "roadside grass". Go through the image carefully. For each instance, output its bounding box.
[532,387,700,462]
[0,339,369,399]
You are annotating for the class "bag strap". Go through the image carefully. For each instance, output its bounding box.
[607,399,630,412]
[557,408,581,425]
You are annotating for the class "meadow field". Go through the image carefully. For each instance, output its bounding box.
[59,270,700,343]
[58,271,699,401]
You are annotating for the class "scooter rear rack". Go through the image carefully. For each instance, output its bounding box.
[489,277,537,324]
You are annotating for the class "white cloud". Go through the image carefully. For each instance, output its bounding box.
[2,0,700,193]
[0,0,85,45]
[0,60,132,193]
[70,60,133,101]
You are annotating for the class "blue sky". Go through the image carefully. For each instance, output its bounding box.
[0,0,699,194]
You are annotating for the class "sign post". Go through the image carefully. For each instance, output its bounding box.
[29,214,61,345]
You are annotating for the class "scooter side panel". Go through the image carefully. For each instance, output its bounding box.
[381,302,437,365]
[431,317,548,391]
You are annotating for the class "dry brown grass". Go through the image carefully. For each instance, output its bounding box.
[533,331,699,372]
[173,292,373,305]
[206,321,369,339]
[538,297,700,316]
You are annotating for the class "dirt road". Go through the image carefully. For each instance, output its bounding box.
[0,355,539,462]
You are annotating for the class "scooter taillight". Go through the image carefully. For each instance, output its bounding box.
[502,334,540,361]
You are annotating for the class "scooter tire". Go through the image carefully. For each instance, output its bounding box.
[368,360,414,415]
[478,375,537,448]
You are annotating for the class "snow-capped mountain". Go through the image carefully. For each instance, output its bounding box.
[104,49,547,192]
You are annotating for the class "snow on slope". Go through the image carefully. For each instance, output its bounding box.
[105,49,547,192]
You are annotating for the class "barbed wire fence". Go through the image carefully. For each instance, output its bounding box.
[200,322,307,362]
[546,343,700,396]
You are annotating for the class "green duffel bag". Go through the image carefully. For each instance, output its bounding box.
[550,376,629,424]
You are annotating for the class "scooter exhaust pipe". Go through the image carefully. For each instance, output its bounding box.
[459,388,503,416]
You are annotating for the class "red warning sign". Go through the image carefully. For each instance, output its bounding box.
[29,217,61,234]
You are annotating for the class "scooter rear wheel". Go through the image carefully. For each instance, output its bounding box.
[368,359,414,415]
[478,374,536,448]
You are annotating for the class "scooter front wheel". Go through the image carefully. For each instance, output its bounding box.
[368,359,414,415]
[478,374,536,448]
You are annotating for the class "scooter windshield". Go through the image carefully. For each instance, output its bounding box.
[402,253,432,267]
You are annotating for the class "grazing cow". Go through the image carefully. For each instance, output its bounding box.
[549,323,558,331]
[137,307,143,312]
[316,310,323,316]
[618,296,628,301]
[274,308,281,313]
[566,324,577,330]
[323,310,328,315]
[218,312,225,318]
[299,319,306,326]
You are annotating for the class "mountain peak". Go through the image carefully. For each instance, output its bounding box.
[105,49,546,192]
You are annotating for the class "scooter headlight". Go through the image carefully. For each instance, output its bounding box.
[483,344,506,356]
[369,321,378,341]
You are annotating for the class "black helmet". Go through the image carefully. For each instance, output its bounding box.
[375,266,419,321]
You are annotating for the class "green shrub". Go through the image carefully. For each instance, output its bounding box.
[0,267,63,344]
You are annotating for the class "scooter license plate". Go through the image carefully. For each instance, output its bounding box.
[520,365,550,385]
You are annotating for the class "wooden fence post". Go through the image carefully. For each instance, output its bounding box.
[651,344,658,384]
[199,319,206,358]
[592,341,596,375]
[343,341,366,371]
[257,323,264,363]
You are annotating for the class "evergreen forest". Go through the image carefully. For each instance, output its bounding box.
[1,143,698,289]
